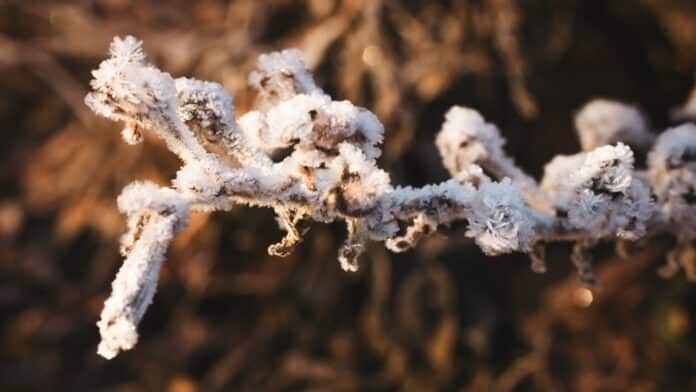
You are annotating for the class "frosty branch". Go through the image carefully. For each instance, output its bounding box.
[86,36,696,359]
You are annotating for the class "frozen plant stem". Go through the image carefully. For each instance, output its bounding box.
[87,36,696,358]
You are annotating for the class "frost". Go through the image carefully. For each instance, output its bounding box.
[546,143,655,239]
[435,106,505,173]
[248,48,322,108]
[574,99,654,151]
[648,124,696,239]
[466,178,535,255]
[86,36,695,359]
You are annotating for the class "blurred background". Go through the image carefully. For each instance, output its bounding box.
[1,0,695,390]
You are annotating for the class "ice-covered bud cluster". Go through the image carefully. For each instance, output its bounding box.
[436,107,505,173]
[574,99,654,151]
[175,78,236,144]
[466,178,535,255]
[435,107,552,212]
[85,36,695,359]
[239,94,384,160]
[85,36,211,164]
[248,49,322,109]
[543,143,654,240]
[648,124,696,238]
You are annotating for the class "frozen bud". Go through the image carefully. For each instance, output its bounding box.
[574,99,653,151]
[566,180,653,240]
[571,143,634,194]
[259,94,385,160]
[648,124,696,237]
[263,93,331,150]
[649,124,696,171]
[333,143,392,215]
[466,178,535,255]
[237,110,268,151]
[175,78,236,143]
[86,36,178,128]
[311,101,384,160]
[561,143,654,239]
[85,36,207,163]
[540,153,586,198]
[249,49,322,107]
[436,106,505,174]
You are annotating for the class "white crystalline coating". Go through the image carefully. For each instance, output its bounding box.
[85,36,208,163]
[98,181,190,360]
[88,36,174,123]
[117,181,189,215]
[648,124,696,237]
[338,143,391,192]
[121,122,143,145]
[574,99,653,151]
[566,180,654,240]
[648,124,696,171]
[238,110,268,150]
[351,108,384,153]
[176,78,273,168]
[97,210,180,359]
[435,106,552,212]
[570,143,634,194]
[248,49,322,103]
[87,59,177,124]
[466,178,535,255]
[175,78,236,133]
[436,106,505,174]
[265,93,331,149]
[239,93,384,161]
[553,143,655,238]
[388,179,476,223]
[108,35,146,63]
[616,178,655,240]
[540,153,587,197]
[173,162,224,197]
[86,36,692,359]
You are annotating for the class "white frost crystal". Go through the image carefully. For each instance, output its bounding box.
[546,143,655,239]
[436,106,505,174]
[248,49,322,108]
[466,178,535,255]
[574,99,654,151]
[86,36,694,359]
[648,124,696,238]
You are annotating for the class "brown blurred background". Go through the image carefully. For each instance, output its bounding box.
[1,0,695,391]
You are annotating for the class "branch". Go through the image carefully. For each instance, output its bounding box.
[86,36,696,358]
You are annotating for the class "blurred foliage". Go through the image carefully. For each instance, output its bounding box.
[0,0,695,390]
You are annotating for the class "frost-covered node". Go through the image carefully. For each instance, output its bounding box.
[574,99,654,151]
[86,36,694,359]
[648,124,696,238]
[541,143,655,240]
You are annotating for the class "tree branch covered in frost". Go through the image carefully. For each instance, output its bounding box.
[86,36,696,359]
